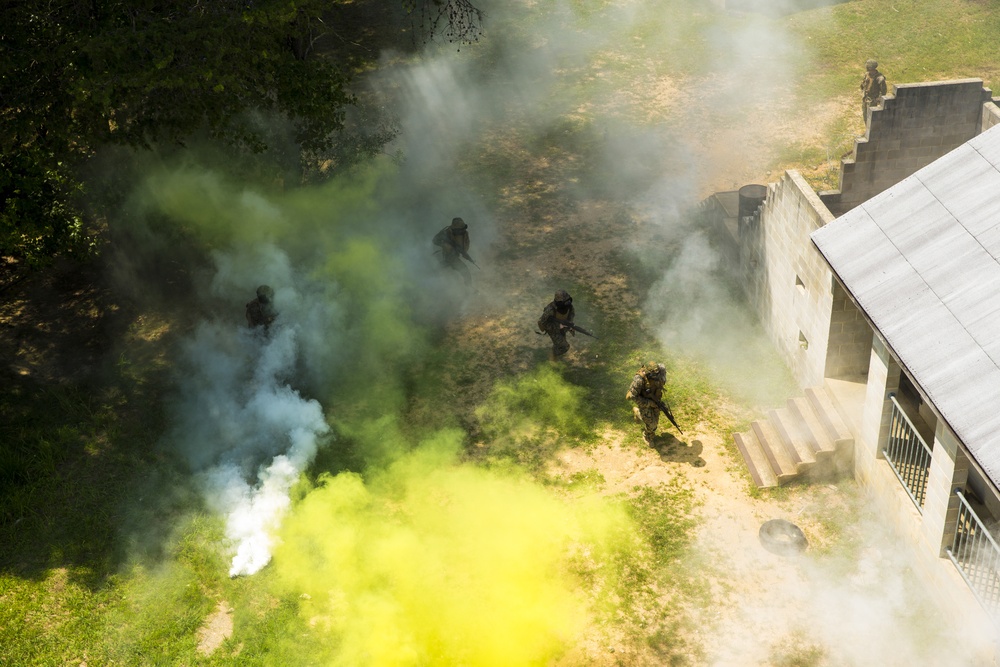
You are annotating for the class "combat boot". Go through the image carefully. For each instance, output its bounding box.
[643,432,655,447]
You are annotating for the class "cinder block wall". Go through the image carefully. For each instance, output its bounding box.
[824,280,873,379]
[821,79,994,217]
[983,98,1000,132]
[743,171,835,388]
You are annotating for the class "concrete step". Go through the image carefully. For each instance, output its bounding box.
[734,384,857,490]
[768,406,817,469]
[788,395,837,461]
[751,420,798,484]
[734,429,779,489]
[805,386,853,452]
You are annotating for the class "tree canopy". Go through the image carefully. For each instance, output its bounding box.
[1,0,354,264]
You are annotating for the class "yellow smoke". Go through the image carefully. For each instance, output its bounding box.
[273,432,631,666]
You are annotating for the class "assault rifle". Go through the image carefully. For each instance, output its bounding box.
[559,321,597,338]
[648,396,683,435]
[535,321,598,339]
[445,237,480,269]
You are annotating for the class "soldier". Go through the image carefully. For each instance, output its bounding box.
[432,217,473,285]
[860,59,887,124]
[537,289,576,360]
[246,284,277,328]
[626,361,667,446]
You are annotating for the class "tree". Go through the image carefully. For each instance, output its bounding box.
[405,0,484,46]
[1,0,354,264]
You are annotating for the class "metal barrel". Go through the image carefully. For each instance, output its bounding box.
[738,184,768,221]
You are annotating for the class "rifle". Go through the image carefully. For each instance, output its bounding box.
[648,396,683,434]
[559,321,597,338]
[445,237,480,269]
[534,321,598,339]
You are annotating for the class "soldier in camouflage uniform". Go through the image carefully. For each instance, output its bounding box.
[432,217,472,285]
[537,289,575,359]
[860,59,887,124]
[246,284,277,328]
[626,361,667,446]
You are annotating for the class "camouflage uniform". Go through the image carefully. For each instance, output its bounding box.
[246,285,277,328]
[860,59,887,123]
[626,361,667,446]
[537,290,575,358]
[432,217,472,285]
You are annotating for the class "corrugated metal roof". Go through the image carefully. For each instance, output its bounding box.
[812,123,1000,484]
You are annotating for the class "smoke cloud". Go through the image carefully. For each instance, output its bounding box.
[272,435,633,665]
[97,0,996,661]
[165,250,334,576]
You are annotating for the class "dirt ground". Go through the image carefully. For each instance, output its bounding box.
[442,81,991,665]
[4,71,979,663]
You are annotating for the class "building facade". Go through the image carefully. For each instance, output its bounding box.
[712,78,1000,635]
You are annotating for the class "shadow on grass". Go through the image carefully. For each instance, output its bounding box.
[0,252,198,589]
[0,369,184,588]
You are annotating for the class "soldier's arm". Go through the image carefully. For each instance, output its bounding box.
[538,305,553,330]
[626,375,645,402]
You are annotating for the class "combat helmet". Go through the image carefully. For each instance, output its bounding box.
[643,361,665,379]
[554,289,572,305]
[256,284,274,303]
[451,217,468,230]
[865,59,878,70]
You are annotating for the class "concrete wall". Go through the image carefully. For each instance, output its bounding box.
[742,171,835,388]
[820,79,994,217]
[824,280,873,379]
[984,98,1000,132]
[737,81,994,387]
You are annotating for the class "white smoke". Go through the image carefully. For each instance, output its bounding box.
[166,244,333,576]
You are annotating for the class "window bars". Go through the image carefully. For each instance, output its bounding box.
[947,490,1000,618]
[882,394,933,512]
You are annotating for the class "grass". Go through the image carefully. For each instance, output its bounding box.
[3,0,995,663]
[768,631,827,667]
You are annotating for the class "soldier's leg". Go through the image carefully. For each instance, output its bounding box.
[546,331,559,360]
[455,260,472,285]
[639,405,660,445]
[552,330,570,357]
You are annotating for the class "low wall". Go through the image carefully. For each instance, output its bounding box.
[984,98,1000,132]
[821,79,994,217]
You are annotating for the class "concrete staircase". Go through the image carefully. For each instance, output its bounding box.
[733,385,854,489]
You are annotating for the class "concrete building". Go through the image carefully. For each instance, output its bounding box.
[706,78,1000,635]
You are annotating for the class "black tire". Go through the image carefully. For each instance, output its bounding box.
[759,519,808,556]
